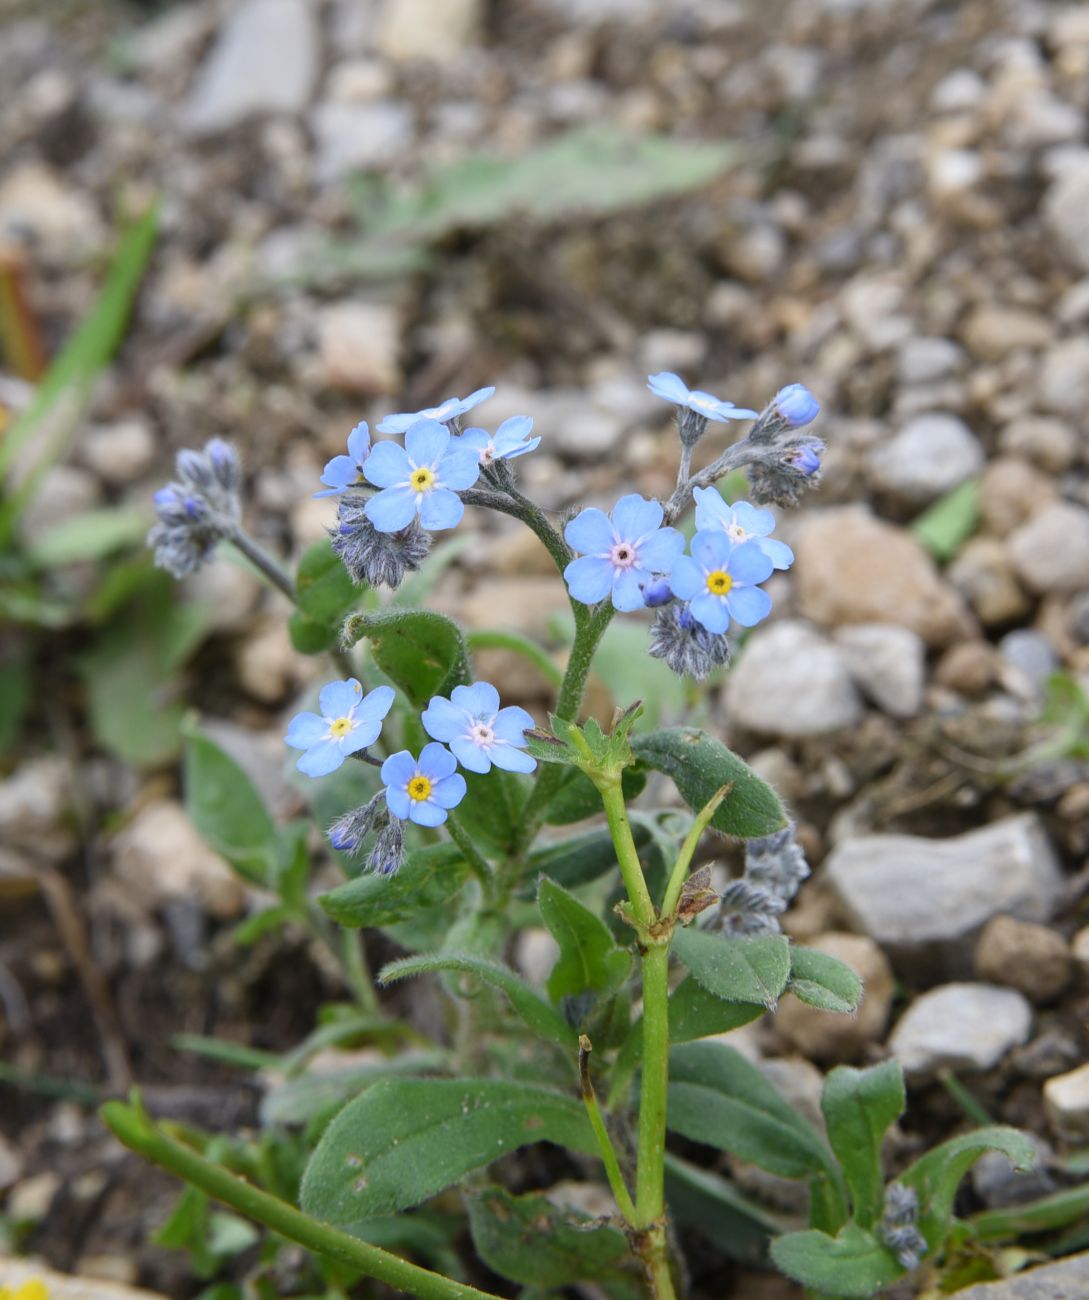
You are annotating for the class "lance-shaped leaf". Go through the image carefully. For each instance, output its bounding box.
[318,843,468,928]
[538,876,631,1001]
[821,1061,905,1229]
[788,946,863,1014]
[770,1222,905,1297]
[184,730,278,884]
[380,952,577,1050]
[527,823,651,890]
[341,607,470,707]
[289,538,361,654]
[300,1077,595,1219]
[632,728,785,839]
[673,927,791,1008]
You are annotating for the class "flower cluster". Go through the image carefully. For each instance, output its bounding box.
[148,438,240,578]
[878,1183,928,1271]
[712,822,811,936]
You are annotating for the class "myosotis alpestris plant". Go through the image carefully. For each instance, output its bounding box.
[107,372,1046,1299]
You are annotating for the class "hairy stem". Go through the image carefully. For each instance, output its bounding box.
[578,1034,638,1224]
[101,1099,502,1300]
[223,520,296,602]
[445,812,495,901]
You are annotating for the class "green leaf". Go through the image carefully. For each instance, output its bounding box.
[300,1077,596,1219]
[454,767,528,855]
[667,1042,834,1181]
[380,952,577,1050]
[900,1127,1036,1251]
[343,608,470,707]
[912,478,980,563]
[971,1180,1089,1241]
[770,1222,904,1297]
[25,507,149,569]
[183,730,279,884]
[538,876,631,1002]
[466,1187,632,1288]
[541,765,646,825]
[632,728,786,839]
[318,843,468,928]
[788,946,863,1014]
[672,928,791,1009]
[821,1061,905,1229]
[289,538,361,653]
[260,1051,447,1127]
[527,824,653,890]
[664,1154,785,1262]
[0,647,30,754]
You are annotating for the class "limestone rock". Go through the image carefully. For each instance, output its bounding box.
[794,508,975,647]
[317,301,402,397]
[725,621,863,738]
[1044,161,1089,273]
[953,1253,1089,1299]
[974,916,1073,1003]
[834,623,926,718]
[868,414,984,505]
[377,0,482,61]
[1039,337,1089,416]
[889,983,1032,1078]
[960,305,1052,361]
[1044,1064,1089,1140]
[1009,502,1089,593]
[824,814,1064,974]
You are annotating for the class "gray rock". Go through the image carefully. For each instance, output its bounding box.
[1039,337,1089,416]
[953,1253,1089,1299]
[80,418,155,486]
[868,413,984,505]
[889,983,1032,1078]
[182,0,319,135]
[998,416,1079,473]
[725,621,863,738]
[998,629,1059,699]
[834,623,926,718]
[948,537,1031,627]
[1009,502,1089,593]
[825,814,1064,975]
[896,337,965,385]
[549,407,625,459]
[1044,161,1089,273]
[310,100,413,183]
[1044,1064,1089,1141]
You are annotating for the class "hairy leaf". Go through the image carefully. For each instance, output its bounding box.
[343,607,470,707]
[673,927,791,1008]
[821,1061,905,1229]
[538,876,631,1001]
[788,946,863,1014]
[771,1223,904,1296]
[318,843,468,928]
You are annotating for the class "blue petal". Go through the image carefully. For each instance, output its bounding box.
[365,485,418,532]
[459,427,490,453]
[500,435,541,460]
[689,592,730,634]
[565,507,614,555]
[377,412,417,434]
[409,799,448,827]
[726,585,772,627]
[419,742,458,780]
[451,735,491,773]
[611,493,663,541]
[690,529,731,570]
[647,371,691,403]
[565,555,614,604]
[405,418,450,467]
[341,718,382,753]
[356,684,396,725]
[612,568,646,612]
[758,537,794,571]
[492,705,534,744]
[363,440,411,488]
[638,527,685,573]
[296,739,345,777]
[418,487,464,531]
[346,420,370,462]
[437,445,481,490]
[490,744,536,773]
[460,385,495,413]
[727,541,774,586]
[381,750,418,788]
[385,784,411,819]
[693,486,731,532]
[452,681,500,717]
[667,554,704,600]
[429,771,467,809]
[285,712,327,749]
[421,696,467,742]
[320,678,364,719]
[730,501,776,537]
[493,416,533,448]
[319,454,357,491]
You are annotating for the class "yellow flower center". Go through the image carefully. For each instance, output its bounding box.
[329,717,354,738]
[1,1283,49,1300]
[410,467,436,492]
[706,569,733,595]
[408,775,432,802]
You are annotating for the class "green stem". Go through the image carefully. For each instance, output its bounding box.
[101,1099,502,1300]
[223,521,296,602]
[659,785,730,920]
[598,780,655,928]
[578,1034,638,1224]
[445,812,495,901]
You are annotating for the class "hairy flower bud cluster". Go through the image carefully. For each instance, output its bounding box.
[326,791,407,876]
[332,495,431,588]
[713,822,811,935]
[148,438,240,577]
[878,1183,928,1271]
[648,602,732,679]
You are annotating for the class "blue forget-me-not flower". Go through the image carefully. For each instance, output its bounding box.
[364,418,480,532]
[669,532,774,633]
[647,372,758,423]
[774,383,821,428]
[315,420,371,497]
[692,489,794,571]
[460,416,540,465]
[564,493,684,612]
[421,681,536,774]
[791,443,823,475]
[286,680,395,777]
[382,743,467,826]
[377,386,495,434]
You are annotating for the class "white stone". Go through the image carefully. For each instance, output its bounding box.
[376,0,482,61]
[1044,1063,1089,1140]
[1039,337,1089,415]
[0,162,103,252]
[889,983,1032,1078]
[1009,502,1089,593]
[834,624,926,718]
[897,337,965,385]
[80,419,155,486]
[868,413,984,505]
[1044,162,1089,273]
[316,300,402,396]
[0,1258,167,1300]
[725,621,863,738]
[0,757,75,858]
[310,100,413,183]
[825,814,1064,973]
[953,1254,1089,1299]
[182,0,319,135]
